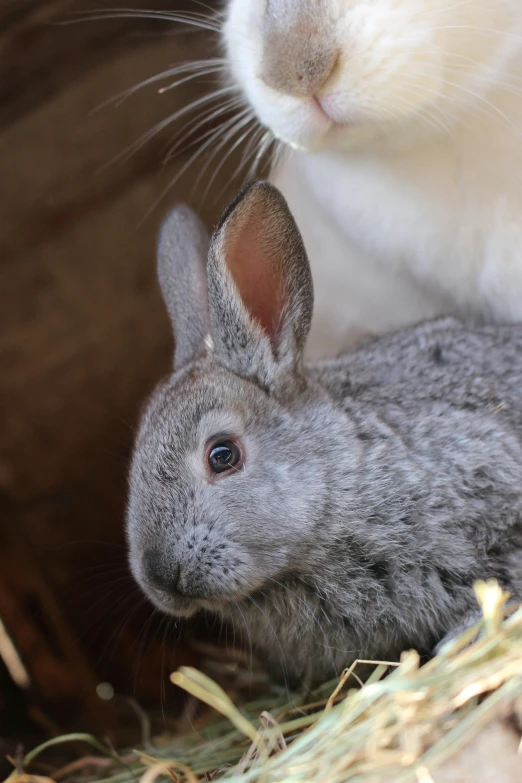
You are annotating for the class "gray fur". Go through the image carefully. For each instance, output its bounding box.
[207,181,313,392]
[157,205,210,368]
[127,182,522,685]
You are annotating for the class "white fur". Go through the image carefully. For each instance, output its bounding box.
[224,0,522,359]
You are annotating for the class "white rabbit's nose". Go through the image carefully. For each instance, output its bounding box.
[261,39,339,99]
[261,2,339,98]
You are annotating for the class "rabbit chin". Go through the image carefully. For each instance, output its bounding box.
[139,588,200,619]
[143,587,249,619]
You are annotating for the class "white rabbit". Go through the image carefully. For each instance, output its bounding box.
[222,1,522,358]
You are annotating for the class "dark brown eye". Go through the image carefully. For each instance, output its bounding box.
[208,440,242,475]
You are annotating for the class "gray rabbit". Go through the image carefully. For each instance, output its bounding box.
[127,181,522,685]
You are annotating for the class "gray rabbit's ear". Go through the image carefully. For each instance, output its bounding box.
[157,205,211,369]
[207,181,313,390]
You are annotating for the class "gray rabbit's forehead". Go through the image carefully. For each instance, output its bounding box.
[139,366,268,452]
[195,409,245,440]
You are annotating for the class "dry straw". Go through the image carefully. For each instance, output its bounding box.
[5,579,522,783]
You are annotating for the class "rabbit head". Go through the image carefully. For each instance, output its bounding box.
[127,183,331,620]
[222,0,520,151]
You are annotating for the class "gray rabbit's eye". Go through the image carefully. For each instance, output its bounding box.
[207,440,242,475]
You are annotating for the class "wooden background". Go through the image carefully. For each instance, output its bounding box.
[0,0,255,759]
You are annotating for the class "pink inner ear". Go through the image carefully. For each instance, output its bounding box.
[224,203,285,345]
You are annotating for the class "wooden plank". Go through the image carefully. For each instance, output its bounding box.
[0,0,220,130]
[0,0,50,29]
[0,36,244,503]
[0,2,247,718]
[0,32,229,267]
[0,504,117,731]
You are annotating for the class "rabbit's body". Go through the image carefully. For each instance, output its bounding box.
[223,0,522,358]
[127,184,522,685]
[229,319,522,681]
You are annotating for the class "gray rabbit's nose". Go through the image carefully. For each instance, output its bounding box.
[143,550,183,595]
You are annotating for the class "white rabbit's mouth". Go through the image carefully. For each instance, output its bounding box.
[272,96,358,151]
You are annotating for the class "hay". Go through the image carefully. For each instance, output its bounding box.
[4,580,522,783]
